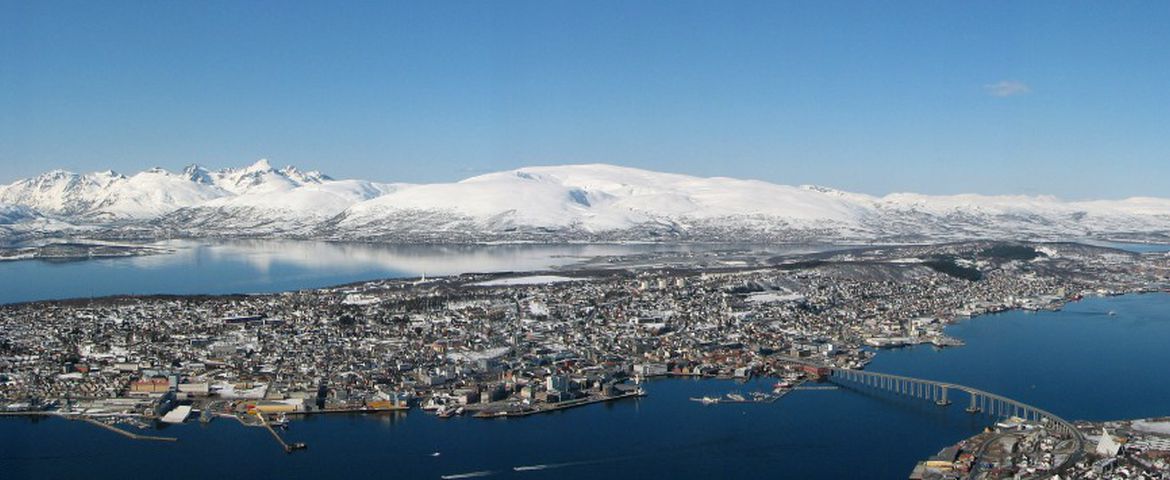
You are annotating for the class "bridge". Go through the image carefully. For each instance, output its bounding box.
[826,367,1085,471]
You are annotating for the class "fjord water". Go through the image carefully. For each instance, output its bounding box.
[0,240,615,304]
[4,293,1169,479]
[0,240,839,305]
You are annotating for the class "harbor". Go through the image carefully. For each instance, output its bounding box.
[3,243,1169,479]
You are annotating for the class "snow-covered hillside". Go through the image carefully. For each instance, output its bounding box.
[2,161,1169,243]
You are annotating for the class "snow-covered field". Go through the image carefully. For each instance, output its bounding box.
[1133,419,1170,435]
[470,275,587,287]
[747,292,806,304]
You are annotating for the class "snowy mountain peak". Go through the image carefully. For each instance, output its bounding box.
[279,165,330,184]
[246,158,273,172]
[182,164,214,184]
[3,162,1170,243]
[0,160,350,221]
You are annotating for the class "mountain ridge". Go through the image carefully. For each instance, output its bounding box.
[1,161,1168,244]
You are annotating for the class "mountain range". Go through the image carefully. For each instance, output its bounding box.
[2,160,1168,244]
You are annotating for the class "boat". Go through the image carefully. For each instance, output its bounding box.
[271,412,288,429]
[689,396,721,405]
[421,397,443,411]
[725,393,746,402]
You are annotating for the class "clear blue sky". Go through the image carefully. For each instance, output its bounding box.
[2,1,1169,198]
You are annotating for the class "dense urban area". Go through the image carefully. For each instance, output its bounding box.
[2,241,1169,479]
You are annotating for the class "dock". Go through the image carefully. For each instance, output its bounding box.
[286,405,409,416]
[473,390,645,419]
[256,413,306,453]
[81,417,177,442]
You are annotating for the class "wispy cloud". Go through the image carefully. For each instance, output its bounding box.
[984,80,1032,97]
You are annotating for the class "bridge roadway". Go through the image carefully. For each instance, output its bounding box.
[826,367,1086,473]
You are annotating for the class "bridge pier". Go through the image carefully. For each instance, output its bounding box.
[935,386,950,406]
[828,368,1080,446]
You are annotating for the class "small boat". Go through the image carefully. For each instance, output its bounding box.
[725,393,746,402]
[422,397,444,411]
[272,412,289,429]
[689,396,721,405]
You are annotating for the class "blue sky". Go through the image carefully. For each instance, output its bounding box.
[2,1,1169,198]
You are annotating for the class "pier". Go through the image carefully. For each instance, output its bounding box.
[80,417,177,442]
[473,390,645,418]
[255,413,305,453]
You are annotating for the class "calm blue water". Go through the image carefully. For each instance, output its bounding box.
[866,293,1170,421]
[4,293,1169,479]
[0,241,838,305]
[1084,240,1170,253]
[0,240,624,304]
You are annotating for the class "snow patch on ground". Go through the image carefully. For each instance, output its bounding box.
[446,347,511,362]
[471,275,586,286]
[887,257,924,264]
[1133,419,1170,435]
[747,292,805,303]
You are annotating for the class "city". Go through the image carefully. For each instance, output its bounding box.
[3,241,1169,477]
[6,2,1170,478]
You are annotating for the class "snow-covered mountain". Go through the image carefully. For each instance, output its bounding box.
[0,159,391,227]
[2,161,1169,243]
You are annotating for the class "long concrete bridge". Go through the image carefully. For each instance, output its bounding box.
[826,367,1085,465]
[828,368,1082,438]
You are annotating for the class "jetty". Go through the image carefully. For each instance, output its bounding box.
[81,417,177,442]
[256,413,306,453]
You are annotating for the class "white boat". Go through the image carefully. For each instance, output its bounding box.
[422,397,443,411]
[271,412,288,428]
[160,405,193,424]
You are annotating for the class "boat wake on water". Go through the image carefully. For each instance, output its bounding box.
[512,453,647,473]
[439,471,494,479]
[513,461,588,471]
